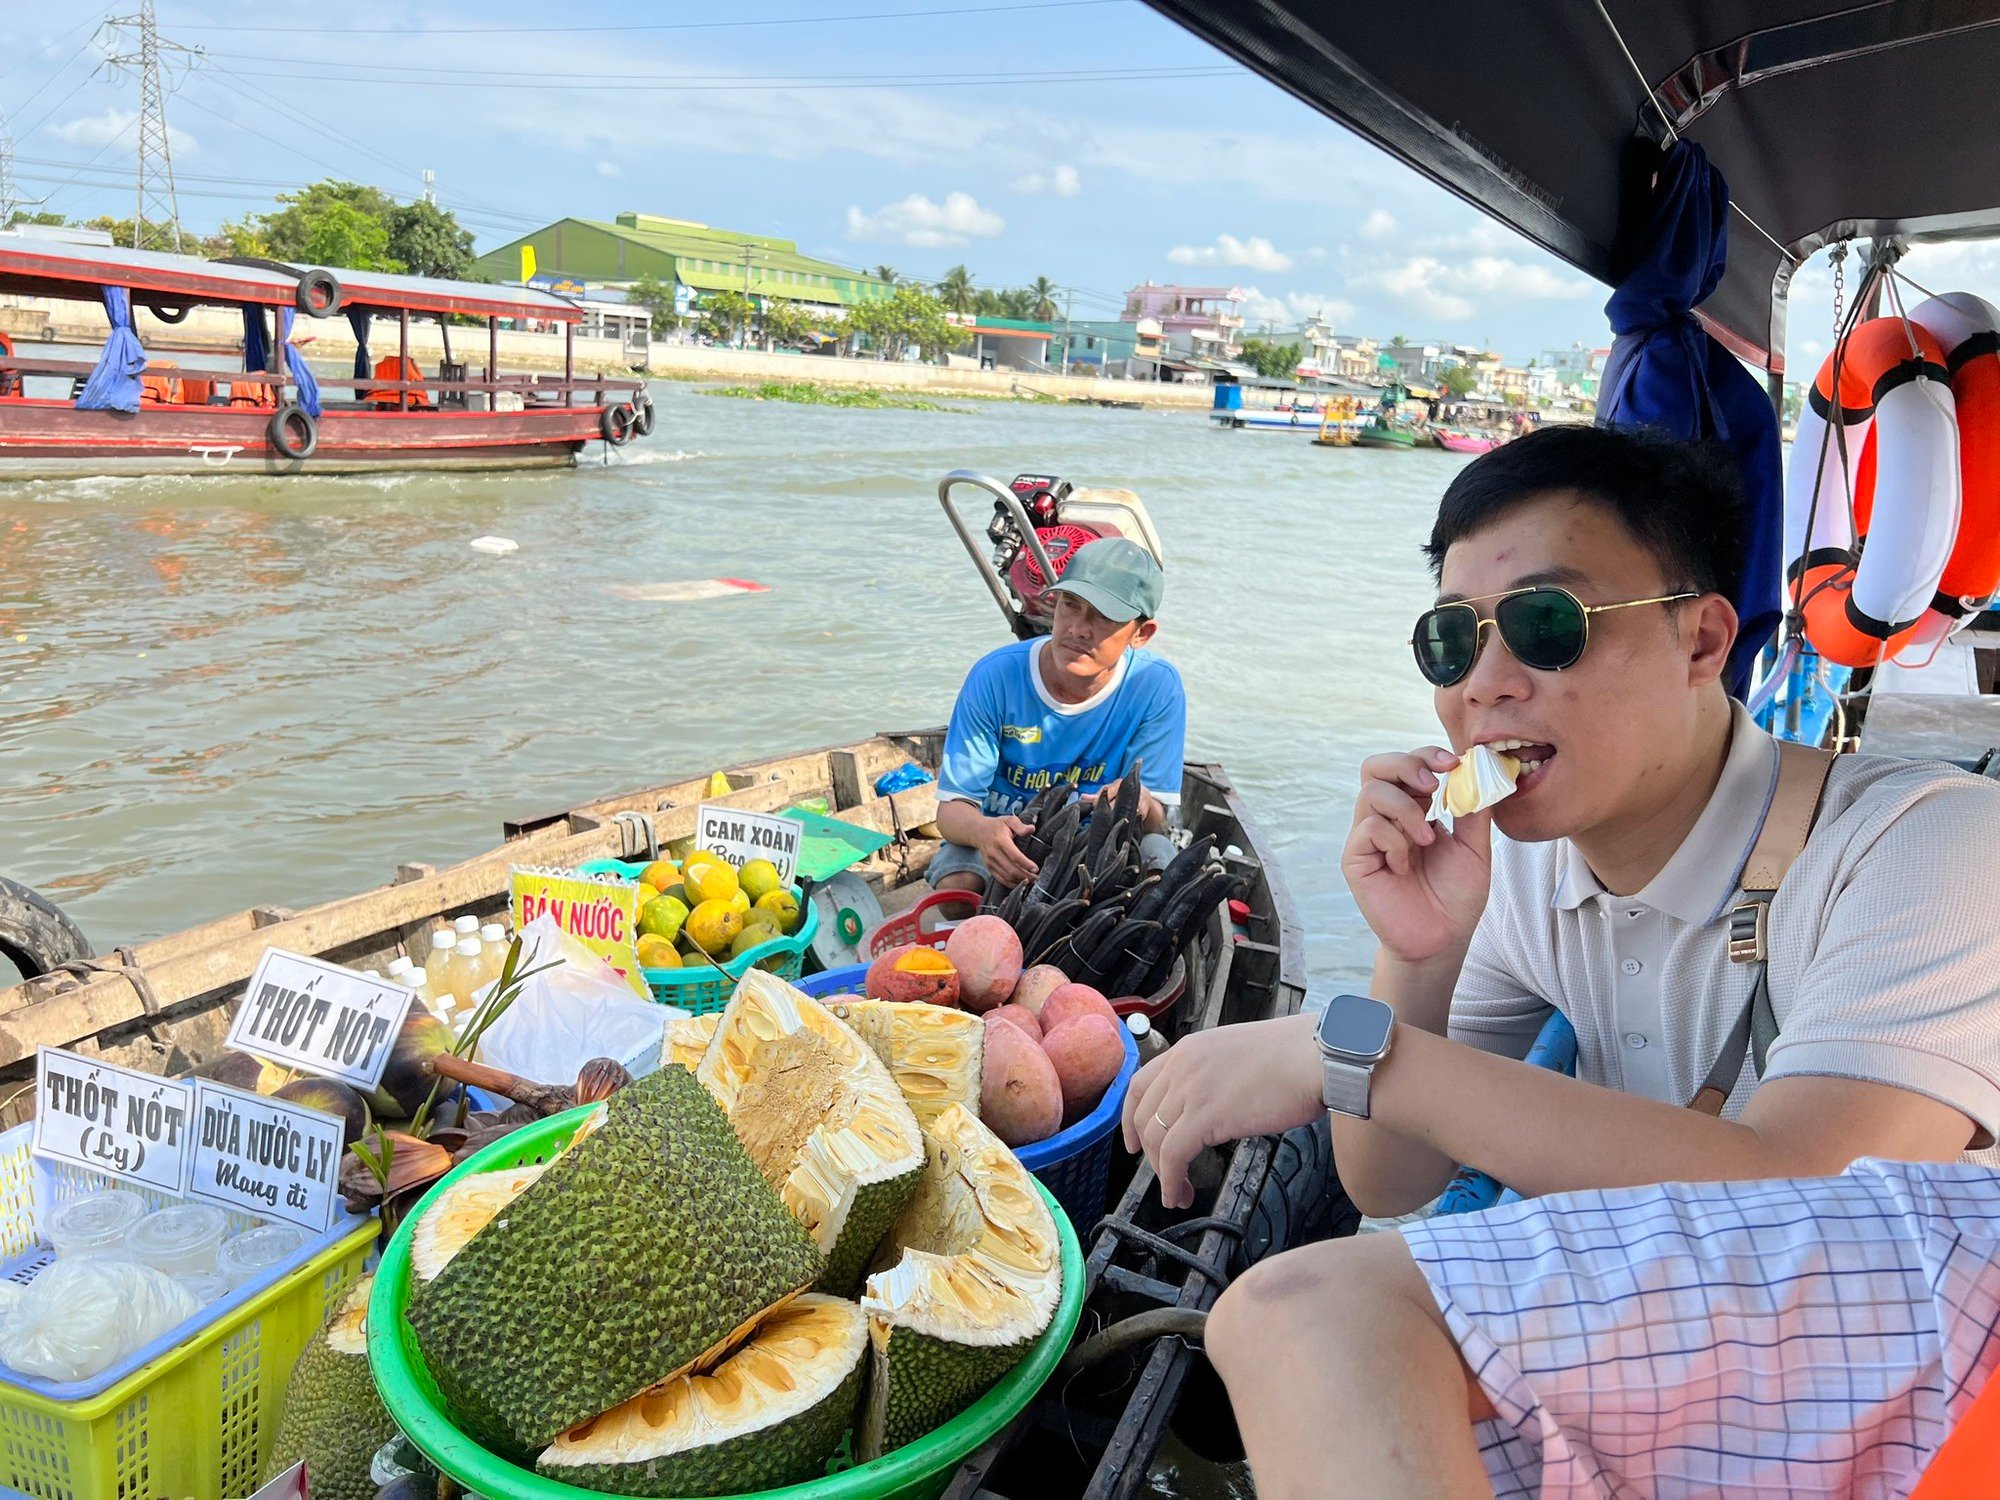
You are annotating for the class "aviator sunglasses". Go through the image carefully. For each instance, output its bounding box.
[1411,586,1699,688]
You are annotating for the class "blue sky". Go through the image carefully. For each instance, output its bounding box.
[8,0,2000,366]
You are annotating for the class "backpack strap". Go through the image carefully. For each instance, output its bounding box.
[1688,740,1837,1115]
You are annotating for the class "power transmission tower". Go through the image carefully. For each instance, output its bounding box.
[101,0,200,251]
[422,168,436,205]
[0,113,49,230]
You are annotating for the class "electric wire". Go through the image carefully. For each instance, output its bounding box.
[173,0,1121,37]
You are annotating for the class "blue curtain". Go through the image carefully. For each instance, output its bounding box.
[242,305,269,380]
[346,308,371,381]
[1596,140,1783,700]
[278,308,321,418]
[76,287,148,413]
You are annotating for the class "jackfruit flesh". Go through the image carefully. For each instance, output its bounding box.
[410,1164,546,1283]
[665,1013,719,1072]
[859,1103,1062,1458]
[697,971,925,1297]
[262,1275,399,1500]
[405,1066,823,1458]
[1432,744,1520,821]
[536,1294,866,1497]
[831,998,984,1129]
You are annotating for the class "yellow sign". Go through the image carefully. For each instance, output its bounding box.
[508,866,648,998]
[521,243,538,281]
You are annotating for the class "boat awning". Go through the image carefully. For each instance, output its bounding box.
[1143,2,2000,374]
[0,235,582,323]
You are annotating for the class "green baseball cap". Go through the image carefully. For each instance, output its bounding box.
[1049,537,1164,623]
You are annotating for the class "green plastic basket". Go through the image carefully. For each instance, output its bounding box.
[368,1105,1085,1500]
[576,858,821,1015]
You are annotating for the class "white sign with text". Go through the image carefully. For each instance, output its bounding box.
[32,1048,193,1194]
[695,804,801,884]
[226,949,415,1092]
[188,1079,346,1232]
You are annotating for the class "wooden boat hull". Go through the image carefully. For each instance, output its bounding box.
[0,399,601,478]
[1352,427,1418,448]
[1436,432,1501,454]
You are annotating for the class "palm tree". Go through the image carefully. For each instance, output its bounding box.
[999,287,1035,319]
[1028,276,1060,322]
[872,264,900,285]
[1389,334,1410,348]
[938,264,976,314]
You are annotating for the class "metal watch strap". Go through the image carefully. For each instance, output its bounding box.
[1321,1054,1373,1119]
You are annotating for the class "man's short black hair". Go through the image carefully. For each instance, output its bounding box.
[1423,425,1746,604]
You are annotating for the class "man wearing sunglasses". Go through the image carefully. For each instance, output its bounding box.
[1122,425,2000,1490]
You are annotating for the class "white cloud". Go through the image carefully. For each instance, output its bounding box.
[596,160,621,177]
[50,107,196,157]
[1367,255,1595,321]
[1166,233,1293,274]
[1240,287,1357,328]
[844,191,1004,249]
[1360,209,1397,240]
[1013,163,1080,197]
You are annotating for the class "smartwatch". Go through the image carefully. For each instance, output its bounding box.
[1314,993,1396,1119]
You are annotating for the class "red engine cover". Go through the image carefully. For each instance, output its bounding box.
[1010,523,1104,622]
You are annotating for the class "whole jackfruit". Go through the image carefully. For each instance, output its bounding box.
[405,1067,823,1458]
[262,1275,397,1500]
[831,998,984,1129]
[536,1294,866,1497]
[859,1103,1062,1459]
[697,971,926,1297]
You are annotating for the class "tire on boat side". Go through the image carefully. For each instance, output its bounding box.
[600,402,636,446]
[294,267,343,317]
[144,302,190,324]
[632,395,656,437]
[0,876,92,981]
[1230,1117,1360,1273]
[268,403,318,461]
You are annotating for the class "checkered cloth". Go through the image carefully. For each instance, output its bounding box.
[1400,1161,2000,1497]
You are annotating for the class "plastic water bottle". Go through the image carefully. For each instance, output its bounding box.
[1127,1013,1169,1065]
[446,938,486,1013]
[386,955,415,984]
[423,929,457,998]
[478,922,509,985]
[453,913,481,942]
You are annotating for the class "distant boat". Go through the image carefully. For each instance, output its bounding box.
[1435,431,1502,454]
[1352,424,1419,449]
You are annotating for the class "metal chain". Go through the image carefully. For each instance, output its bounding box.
[1830,243,1847,339]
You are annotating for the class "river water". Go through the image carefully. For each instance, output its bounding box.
[0,383,1465,989]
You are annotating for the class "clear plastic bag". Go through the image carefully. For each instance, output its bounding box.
[1,1256,198,1381]
[472,914,671,1084]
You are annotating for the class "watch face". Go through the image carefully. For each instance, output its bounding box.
[1315,993,1395,1061]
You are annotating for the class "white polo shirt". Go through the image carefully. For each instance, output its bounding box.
[1450,701,2000,1157]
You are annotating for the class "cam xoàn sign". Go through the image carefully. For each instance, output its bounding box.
[188,1079,346,1232]
[510,865,648,997]
[695,804,801,885]
[224,950,417,1093]
[33,1048,194,1194]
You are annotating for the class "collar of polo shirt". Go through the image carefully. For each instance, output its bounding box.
[1550,701,1783,924]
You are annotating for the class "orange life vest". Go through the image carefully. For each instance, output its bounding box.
[364,356,432,409]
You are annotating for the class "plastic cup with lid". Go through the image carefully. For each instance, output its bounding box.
[125,1202,229,1278]
[217,1224,308,1288]
[45,1189,148,1260]
[174,1270,232,1306]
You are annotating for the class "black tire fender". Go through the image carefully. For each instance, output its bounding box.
[632,395,656,437]
[295,268,343,317]
[600,402,635,446]
[0,876,92,981]
[144,301,191,325]
[269,402,318,460]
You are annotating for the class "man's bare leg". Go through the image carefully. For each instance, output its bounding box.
[1205,1230,1495,1500]
[933,871,985,894]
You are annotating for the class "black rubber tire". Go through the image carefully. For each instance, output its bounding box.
[144,301,190,325]
[600,402,636,446]
[1230,1117,1361,1274]
[295,267,343,317]
[0,876,92,981]
[632,395,656,437]
[268,402,318,460]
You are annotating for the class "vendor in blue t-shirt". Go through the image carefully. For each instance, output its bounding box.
[930,537,1186,894]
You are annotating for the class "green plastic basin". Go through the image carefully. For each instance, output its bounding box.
[367,1102,1085,1500]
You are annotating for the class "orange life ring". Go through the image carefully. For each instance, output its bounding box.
[1783,318,1960,668]
[1911,293,2000,624]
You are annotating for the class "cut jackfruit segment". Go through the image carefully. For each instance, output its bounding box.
[698,970,925,1296]
[537,1295,866,1498]
[858,1103,1061,1458]
[831,998,984,1130]
[1431,743,1520,821]
[262,1276,398,1500]
[406,1067,823,1458]
[410,1164,547,1283]
[665,1013,720,1073]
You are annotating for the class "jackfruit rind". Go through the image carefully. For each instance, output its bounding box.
[405,1066,823,1458]
[536,1294,866,1497]
[859,1104,1062,1459]
[262,1275,398,1500]
[698,970,925,1296]
[831,998,985,1129]
[410,1163,546,1283]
